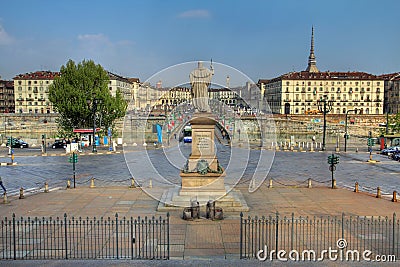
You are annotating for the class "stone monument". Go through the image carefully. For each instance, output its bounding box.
[158,61,248,212]
[190,61,213,113]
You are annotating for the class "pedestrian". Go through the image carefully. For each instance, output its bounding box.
[174,133,177,139]
[0,177,6,193]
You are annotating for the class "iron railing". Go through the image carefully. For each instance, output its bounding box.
[0,213,169,260]
[240,212,399,261]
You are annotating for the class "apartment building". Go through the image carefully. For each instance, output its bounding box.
[380,73,400,114]
[0,80,15,113]
[13,71,59,113]
[260,27,384,115]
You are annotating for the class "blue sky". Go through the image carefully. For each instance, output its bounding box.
[1,0,399,83]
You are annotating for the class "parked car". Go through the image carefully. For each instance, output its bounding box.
[51,140,67,149]
[6,138,29,148]
[381,146,400,155]
[391,152,400,161]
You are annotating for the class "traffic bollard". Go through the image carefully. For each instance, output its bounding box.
[354,182,359,193]
[376,187,381,198]
[44,182,49,193]
[332,179,337,189]
[307,178,312,189]
[90,177,96,188]
[392,191,397,202]
[19,187,24,199]
[269,179,273,188]
[130,177,136,188]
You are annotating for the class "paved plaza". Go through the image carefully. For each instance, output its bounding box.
[0,146,399,265]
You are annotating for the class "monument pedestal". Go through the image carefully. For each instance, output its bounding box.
[157,113,249,212]
[157,186,249,212]
[180,171,226,195]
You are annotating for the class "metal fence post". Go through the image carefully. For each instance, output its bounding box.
[64,213,68,259]
[291,213,294,251]
[12,214,16,260]
[115,213,119,259]
[240,212,243,259]
[275,212,279,256]
[393,213,396,256]
[341,213,345,240]
[167,212,170,260]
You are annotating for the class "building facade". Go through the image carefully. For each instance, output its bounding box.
[0,80,15,113]
[209,87,237,106]
[13,70,140,114]
[260,27,385,115]
[261,72,384,115]
[107,72,140,102]
[380,73,400,114]
[13,71,59,114]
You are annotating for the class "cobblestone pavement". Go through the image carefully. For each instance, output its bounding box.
[0,185,399,263]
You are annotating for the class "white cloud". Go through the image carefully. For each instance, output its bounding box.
[0,24,15,45]
[78,33,111,45]
[178,9,210,18]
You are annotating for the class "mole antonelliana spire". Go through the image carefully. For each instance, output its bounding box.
[306,26,319,73]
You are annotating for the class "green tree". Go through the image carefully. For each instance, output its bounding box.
[48,59,127,136]
[388,113,400,134]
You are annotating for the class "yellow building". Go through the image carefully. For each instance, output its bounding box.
[107,72,139,102]
[13,71,59,114]
[259,27,384,115]
[13,70,140,114]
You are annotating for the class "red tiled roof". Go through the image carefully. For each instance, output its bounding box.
[263,71,382,83]
[13,71,60,80]
[128,77,140,83]
[377,73,400,81]
[257,79,269,84]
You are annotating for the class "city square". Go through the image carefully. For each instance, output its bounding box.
[1,1,400,266]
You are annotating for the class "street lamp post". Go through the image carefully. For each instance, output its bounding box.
[344,109,357,152]
[87,97,102,153]
[317,95,333,151]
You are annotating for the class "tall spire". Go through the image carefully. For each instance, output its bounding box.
[306,26,319,73]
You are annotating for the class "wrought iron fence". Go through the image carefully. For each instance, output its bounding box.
[240,212,399,261]
[0,213,169,260]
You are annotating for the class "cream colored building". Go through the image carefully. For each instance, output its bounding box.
[260,27,385,115]
[261,72,384,115]
[135,83,165,111]
[107,72,137,101]
[13,71,59,113]
[209,87,237,106]
[14,70,140,114]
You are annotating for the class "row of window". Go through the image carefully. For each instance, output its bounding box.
[17,86,48,92]
[289,107,380,115]
[17,101,50,106]
[18,80,50,85]
[275,100,380,105]
[284,87,380,93]
[286,81,380,86]
[18,108,51,114]
[284,94,379,101]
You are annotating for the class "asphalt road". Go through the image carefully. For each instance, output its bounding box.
[0,144,399,198]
